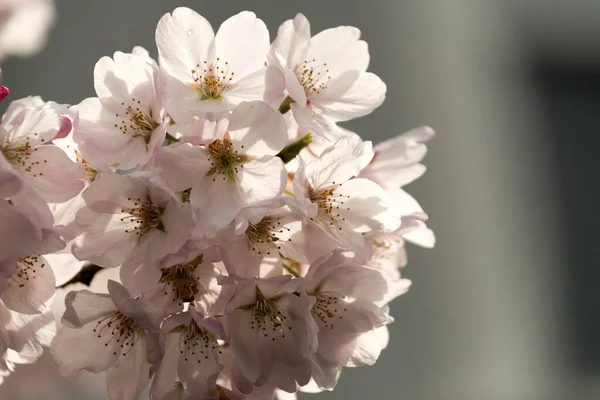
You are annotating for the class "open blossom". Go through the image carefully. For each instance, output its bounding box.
[141,248,221,325]
[150,307,224,400]
[0,8,437,399]
[296,252,393,389]
[224,276,317,393]
[51,280,152,400]
[0,185,64,258]
[156,8,283,122]
[71,171,193,294]
[293,134,400,251]
[0,96,85,202]
[148,101,287,237]
[0,254,55,314]
[268,13,386,140]
[220,197,338,278]
[74,50,167,170]
[360,126,436,189]
[0,0,55,60]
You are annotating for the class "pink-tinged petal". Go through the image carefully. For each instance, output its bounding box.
[6,308,55,360]
[223,67,270,107]
[347,326,389,367]
[284,69,307,106]
[0,154,22,198]
[290,102,347,141]
[264,65,287,109]
[105,339,150,400]
[305,133,373,190]
[61,290,114,327]
[71,209,137,268]
[228,101,288,156]
[146,142,210,192]
[214,11,270,79]
[191,175,245,238]
[94,53,156,102]
[150,331,181,400]
[119,251,163,298]
[51,323,119,377]
[54,115,72,139]
[308,26,369,76]
[2,99,63,144]
[0,86,9,104]
[268,14,311,70]
[311,70,386,122]
[1,255,55,314]
[360,126,435,188]
[335,178,401,232]
[403,224,436,248]
[238,156,287,205]
[18,145,85,203]
[158,72,205,124]
[176,336,221,399]
[285,219,340,264]
[0,201,42,257]
[156,7,214,83]
[228,309,262,383]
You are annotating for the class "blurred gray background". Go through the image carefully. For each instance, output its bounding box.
[2,0,600,399]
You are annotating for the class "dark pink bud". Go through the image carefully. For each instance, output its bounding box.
[55,115,72,139]
[0,86,9,104]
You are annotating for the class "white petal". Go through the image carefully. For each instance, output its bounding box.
[51,322,119,377]
[0,153,22,198]
[228,101,288,156]
[335,178,401,232]
[1,255,55,314]
[290,102,347,141]
[17,145,85,203]
[306,133,372,190]
[6,307,55,360]
[105,339,150,400]
[311,70,386,121]
[238,157,286,205]
[214,11,270,79]
[223,67,270,107]
[269,14,311,70]
[61,289,115,327]
[308,26,369,75]
[147,142,210,192]
[72,209,137,268]
[156,7,214,83]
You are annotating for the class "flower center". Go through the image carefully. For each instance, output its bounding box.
[93,312,142,356]
[311,292,348,330]
[241,287,291,341]
[114,98,159,144]
[295,59,331,97]
[120,196,165,236]
[370,233,403,269]
[1,134,47,178]
[246,216,292,256]
[206,136,247,182]
[9,255,44,289]
[309,185,350,231]
[159,256,204,304]
[179,321,221,363]
[190,58,234,100]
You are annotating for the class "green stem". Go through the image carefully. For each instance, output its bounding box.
[276,133,313,164]
[278,96,294,114]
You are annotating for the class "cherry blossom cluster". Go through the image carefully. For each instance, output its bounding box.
[0,7,435,400]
